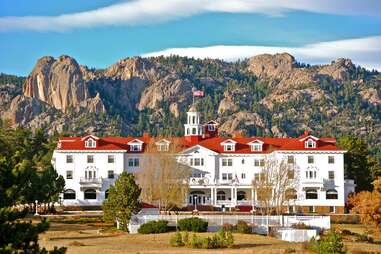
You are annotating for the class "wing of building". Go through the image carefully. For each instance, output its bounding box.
[52,106,356,214]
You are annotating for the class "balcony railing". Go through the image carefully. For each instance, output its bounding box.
[79,177,103,185]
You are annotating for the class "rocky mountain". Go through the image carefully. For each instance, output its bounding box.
[0,53,380,158]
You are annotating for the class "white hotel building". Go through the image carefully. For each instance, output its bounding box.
[52,105,355,214]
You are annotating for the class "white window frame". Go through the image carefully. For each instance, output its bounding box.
[128,158,139,167]
[305,139,316,148]
[251,143,262,152]
[108,155,115,163]
[66,155,73,163]
[85,138,96,148]
[208,124,215,131]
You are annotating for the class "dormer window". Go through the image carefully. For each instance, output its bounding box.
[130,144,142,151]
[248,140,264,152]
[157,143,169,151]
[221,139,237,152]
[251,143,262,152]
[224,144,235,151]
[305,139,316,148]
[85,138,96,148]
[208,125,215,131]
[128,139,144,152]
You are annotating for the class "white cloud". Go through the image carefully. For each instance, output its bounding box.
[0,0,380,31]
[143,36,381,71]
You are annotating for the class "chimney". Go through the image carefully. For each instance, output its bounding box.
[142,132,150,139]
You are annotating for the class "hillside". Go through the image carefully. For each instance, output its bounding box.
[0,53,380,159]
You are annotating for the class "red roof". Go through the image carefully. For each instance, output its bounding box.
[56,134,344,153]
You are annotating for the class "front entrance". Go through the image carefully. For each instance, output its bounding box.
[189,191,209,205]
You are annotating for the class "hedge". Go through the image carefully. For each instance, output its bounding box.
[178,217,208,232]
[138,220,169,234]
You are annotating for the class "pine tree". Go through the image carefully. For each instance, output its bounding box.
[103,172,142,231]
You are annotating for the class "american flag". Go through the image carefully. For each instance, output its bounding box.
[193,90,204,97]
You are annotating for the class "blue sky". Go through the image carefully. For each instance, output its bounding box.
[0,0,380,75]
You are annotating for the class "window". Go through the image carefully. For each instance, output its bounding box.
[128,158,139,167]
[187,129,190,135]
[305,170,317,179]
[108,170,114,179]
[260,159,265,167]
[85,138,96,148]
[328,156,335,164]
[157,143,169,151]
[306,189,318,199]
[105,189,109,199]
[309,206,316,213]
[194,158,204,166]
[224,144,235,151]
[66,170,73,179]
[328,171,335,180]
[85,169,96,179]
[222,158,232,166]
[288,206,294,214]
[241,173,246,179]
[63,189,76,200]
[66,155,73,163]
[223,173,233,180]
[329,206,335,213]
[326,189,338,200]
[254,159,265,167]
[308,156,314,164]
[242,159,245,164]
[190,158,193,166]
[251,143,262,152]
[108,155,115,163]
[84,189,96,200]
[87,155,94,163]
[305,139,316,148]
[254,159,260,167]
[237,191,246,200]
[208,125,215,131]
[254,173,260,182]
[192,128,196,134]
[130,144,142,151]
[217,191,226,200]
[287,155,294,164]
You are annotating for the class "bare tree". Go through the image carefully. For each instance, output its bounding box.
[252,155,300,215]
[137,137,191,212]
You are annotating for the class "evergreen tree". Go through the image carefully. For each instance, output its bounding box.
[103,172,141,231]
[338,136,377,191]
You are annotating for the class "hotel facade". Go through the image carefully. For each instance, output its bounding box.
[52,105,355,214]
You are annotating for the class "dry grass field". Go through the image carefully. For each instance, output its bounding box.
[38,219,381,254]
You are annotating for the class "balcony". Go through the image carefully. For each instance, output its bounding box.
[190,177,211,186]
[79,177,103,190]
[301,178,324,190]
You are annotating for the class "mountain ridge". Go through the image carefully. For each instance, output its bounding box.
[0,53,380,158]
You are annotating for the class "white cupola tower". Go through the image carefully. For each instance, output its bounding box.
[184,105,203,143]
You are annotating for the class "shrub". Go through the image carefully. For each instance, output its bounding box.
[292,223,312,229]
[190,233,203,248]
[309,230,346,254]
[170,231,184,247]
[178,217,208,232]
[169,229,235,249]
[236,220,251,234]
[225,231,234,248]
[138,220,168,234]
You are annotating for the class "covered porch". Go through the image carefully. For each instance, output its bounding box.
[187,186,256,209]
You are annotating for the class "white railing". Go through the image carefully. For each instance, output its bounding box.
[79,177,103,184]
[130,214,330,230]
